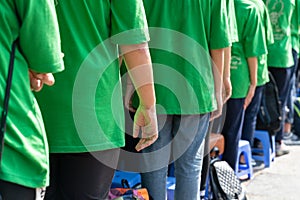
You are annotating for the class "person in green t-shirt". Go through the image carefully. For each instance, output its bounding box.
[126,0,231,199]
[263,0,297,156]
[0,0,64,199]
[200,0,237,198]
[283,0,300,142]
[221,0,267,170]
[241,0,274,160]
[34,1,158,199]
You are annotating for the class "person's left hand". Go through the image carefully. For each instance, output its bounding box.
[133,105,158,151]
[29,69,55,92]
[223,77,232,103]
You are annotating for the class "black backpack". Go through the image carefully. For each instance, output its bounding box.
[256,71,282,135]
[209,147,247,200]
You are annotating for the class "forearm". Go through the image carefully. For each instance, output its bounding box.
[223,47,231,80]
[120,43,156,108]
[247,57,258,87]
[210,48,225,79]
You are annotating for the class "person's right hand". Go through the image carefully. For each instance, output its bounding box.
[223,77,232,103]
[133,105,158,151]
[29,69,55,92]
[124,76,136,112]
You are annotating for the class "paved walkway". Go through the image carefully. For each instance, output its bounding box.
[242,144,300,200]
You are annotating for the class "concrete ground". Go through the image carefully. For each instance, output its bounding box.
[242,144,300,200]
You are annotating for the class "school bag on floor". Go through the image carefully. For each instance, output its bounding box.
[109,176,149,200]
[209,147,247,200]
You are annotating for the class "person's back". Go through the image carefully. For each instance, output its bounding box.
[263,0,297,155]
[263,0,296,67]
[141,0,223,114]
[35,1,158,199]
[221,0,267,170]
[240,0,274,161]
[139,0,231,199]
[0,0,64,199]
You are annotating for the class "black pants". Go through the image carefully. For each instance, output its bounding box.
[0,179,35,200]
[45,150,118,200]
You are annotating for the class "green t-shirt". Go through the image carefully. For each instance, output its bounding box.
[139,0,231,115]
[264,0,296,67]
[35,0,149,153]
[227,0,239,43]
[251,0,274,86]
[231,0,267,98]
[0,0,64,188]
[210,0,232,49]
[291,0,300,54]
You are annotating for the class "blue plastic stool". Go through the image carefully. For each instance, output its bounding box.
[235,140,253,179]
[167,176,175,200]
[252,130,275,168]
[111,171,141,188]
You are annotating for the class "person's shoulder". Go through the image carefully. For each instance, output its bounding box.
[235,0,260,14]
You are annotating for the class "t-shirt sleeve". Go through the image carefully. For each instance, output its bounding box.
[243,7,267,58]
[264,5,275,46]
[110,0,150,45]
[291,0,300,53]
[227,0,239,43]
[210,0,231,49]
[15,0,64,73]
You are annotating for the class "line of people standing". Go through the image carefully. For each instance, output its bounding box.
[0,0,299,200]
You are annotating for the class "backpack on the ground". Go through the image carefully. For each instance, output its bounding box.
[256,71,282,135]
[209,147,247,200]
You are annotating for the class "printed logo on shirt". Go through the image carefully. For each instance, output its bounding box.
[230,56,242,69]
[266,0,285,40]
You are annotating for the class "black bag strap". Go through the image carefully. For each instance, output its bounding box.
[0,40,18,162]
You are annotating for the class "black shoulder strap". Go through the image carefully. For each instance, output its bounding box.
[0,40,18,162]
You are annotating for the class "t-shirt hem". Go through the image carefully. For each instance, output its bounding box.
[0,172,48,188]
[49,141,125,153]
[30,60,65,74]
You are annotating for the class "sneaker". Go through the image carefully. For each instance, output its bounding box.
[283,132,293,140]
[291,134,300,141]
[283,133,300,145]
[275,142,290,157]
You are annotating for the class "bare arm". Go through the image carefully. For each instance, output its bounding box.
[120,43,158,151]
[244,57,257,109]
[223,47,232,102]
[210,48,225,121]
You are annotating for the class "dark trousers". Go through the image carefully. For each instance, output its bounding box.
[242,85,264,146]
[45,150,118,200]
[222,98,245,170]
[0,179,35,200]
[269,66,295,142]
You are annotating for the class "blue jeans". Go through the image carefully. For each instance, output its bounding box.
[141,114,209,200]
[242,85,264,146]
[222,98,245,170]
